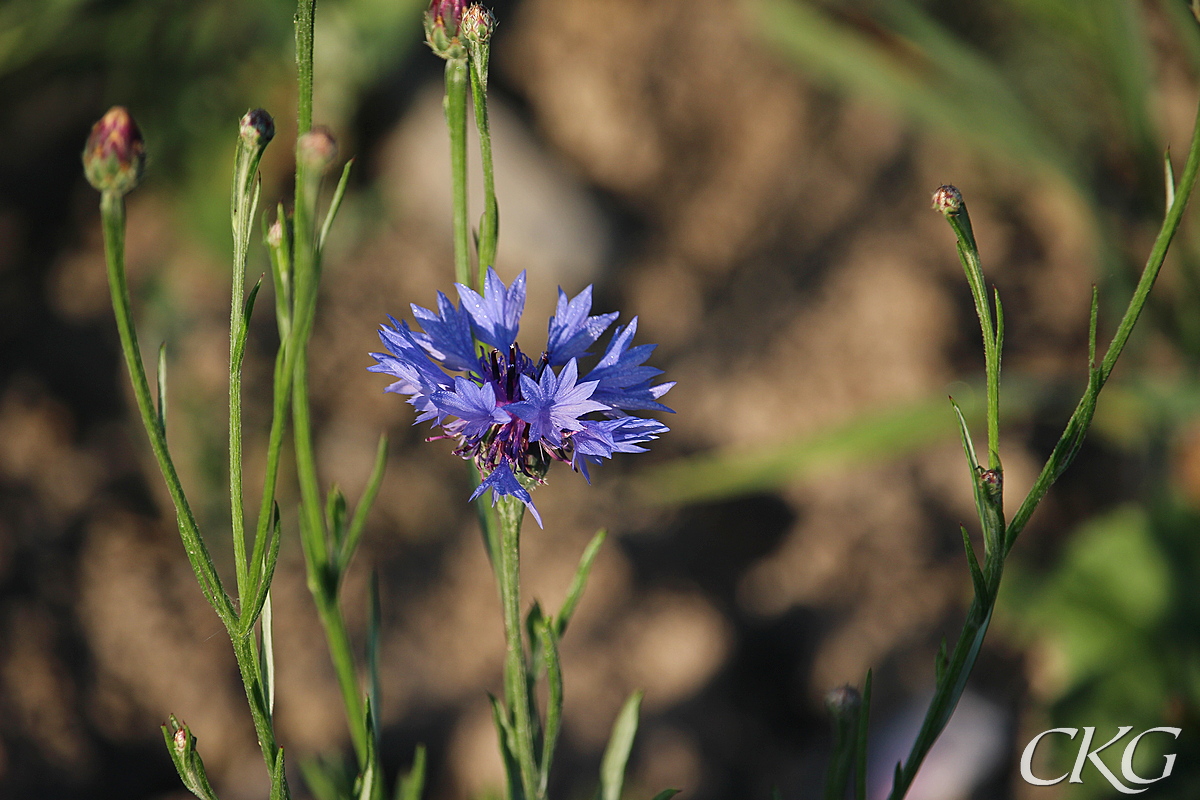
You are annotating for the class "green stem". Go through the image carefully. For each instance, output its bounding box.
[446,57,471,287]
[100,191,235,627]
[316,594,369,765]
[229,157,259,609]
[944,211,1001,472]
[295,0,315,136]
[470,60,498,285]
[885,94,1200,800]
[231,633,289,789]
[497,496,540,800]
[246,343,293,617]
[1007,93,1200,555]
[102,192,288,797]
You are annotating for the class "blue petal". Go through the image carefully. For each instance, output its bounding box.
[369,316,454,422]
[456,267,526,351]
[469,463,543,527]
[508,359,607,447]
[546,285,619,366]
[583,318,674,412]
[411,291,479,373]
[430,377,508,439]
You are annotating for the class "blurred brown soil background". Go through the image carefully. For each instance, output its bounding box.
[1,1,1198,799]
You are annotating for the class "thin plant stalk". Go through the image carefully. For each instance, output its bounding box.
[100,190,289,797]
[876,93,1200,800]
[497,496,541,800]
[470,53,498,284]
[288,2,385,792]
[446,56,471,286]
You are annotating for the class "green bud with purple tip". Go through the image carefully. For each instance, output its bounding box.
[424,0,468,59]
[83,106,146,196]
[239,108,275,150]
[931,184,963,216]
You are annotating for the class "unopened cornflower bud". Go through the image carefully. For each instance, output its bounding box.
[239,108,275,150]
[267,219,285,249]
[424,0,468,59]
[931,184,963,216]
[461,4,496,45]
[173,726,188,754]
[297,126,337,173]
[83,106,146,196]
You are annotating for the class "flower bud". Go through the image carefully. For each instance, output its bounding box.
[267,219,285,249]
[424,0,468,59]
[83,106,146,196]
[931,184,963,216]
[461,4,496,45]
[239,108,275,150]
[297,126,337,173]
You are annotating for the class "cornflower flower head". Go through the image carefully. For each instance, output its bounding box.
[370,268,673,525]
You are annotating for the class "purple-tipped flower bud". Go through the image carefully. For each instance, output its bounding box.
[239,108,275,150]
[931,184,963,216]
[424,0,469,59]
[429,0,467,30]
[83,106,146,196]
[297,126,337,173]
[461,4,496,45]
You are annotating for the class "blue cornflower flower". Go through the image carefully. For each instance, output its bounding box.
[370,267,673,525]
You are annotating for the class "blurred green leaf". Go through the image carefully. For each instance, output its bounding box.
[597,691,643,800]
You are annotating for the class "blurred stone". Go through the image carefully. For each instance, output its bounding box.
[379,84,610,292]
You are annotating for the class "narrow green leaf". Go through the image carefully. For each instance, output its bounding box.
[648,792,680,800]
[156,342,168,435]
[556,528,607,639]
[395,744,427,800]
[243,276,263,325]
[300,757,351,800]
[356,699,379,800]
[949,397,978,471]
[262,590,276,716]
[599,691,643,800]
[992,287,1004,357]
[231,278,263,374]
[319,159,354,253]
[488,693,524,800]
[269,746,287,800]
[855,670,872,800]
[1087,284,1100,369]
[934,637,948,684]
[538,621,564,797]
[525,600,546,677]
[959,525,987,604]
[326,486,348,556]
[243,503,282,633]
[367,572,382,747]
[340,433,389,575]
